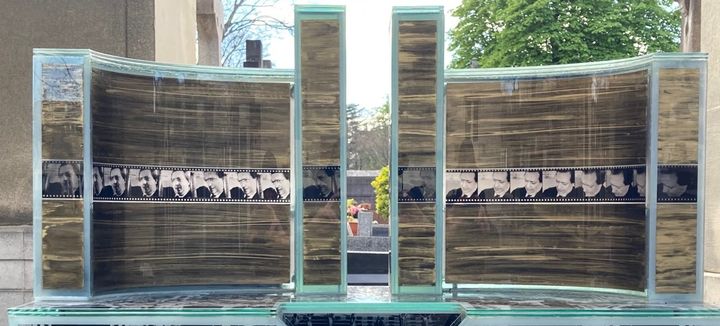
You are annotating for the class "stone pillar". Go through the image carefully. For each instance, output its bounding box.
[358,211,373,237]
[197,0,223,65]
[701,0,720,305]
[678,0,702,52]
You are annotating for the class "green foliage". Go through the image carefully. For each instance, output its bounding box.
[370,166,390,223]
[449,0,680,68]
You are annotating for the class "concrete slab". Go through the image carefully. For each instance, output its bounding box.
[0,228,23,260]
[0,261,24,289]
[0,291,25,326]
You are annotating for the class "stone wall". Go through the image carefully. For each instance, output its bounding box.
[0,227,32,326]
[701,0,720,305]
[0,0,156,227]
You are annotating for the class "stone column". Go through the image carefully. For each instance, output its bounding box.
[701,0,720,305]
[678,0,702,52]
[197,0,223,65]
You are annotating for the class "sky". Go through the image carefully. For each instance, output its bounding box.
[257,0,462,109]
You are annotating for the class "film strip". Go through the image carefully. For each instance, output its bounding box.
[42,160,83,199]
[398,167,436,203]
[302,165,341,202]
[444,165,697,204]
[91,163,290,203]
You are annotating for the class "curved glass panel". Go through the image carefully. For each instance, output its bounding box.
[67,51,294,293]
[443,53,706,296]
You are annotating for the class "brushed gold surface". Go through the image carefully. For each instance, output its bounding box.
[656,204,696,293]
[42,200,84,289]
[92,203,290,292]
[301,20,341,166]
[303,202,341,285]
[42,101,83,159]
[398,20,437,167]
[398,203,435,286]
[446,71,648,168]
[92,70,291,168]
[658,68,700,164]
[445,204,646,291]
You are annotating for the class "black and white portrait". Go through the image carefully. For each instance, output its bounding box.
[128,168,160,198]
[482,171,512,199]
[303,167,339,201]
[607,169,640,199]
[510,170,543,199]
[446,171,479,200]
[542,170,583,199]
[159,170,193,199]
[579,169,608,199]
[43,162,82,197]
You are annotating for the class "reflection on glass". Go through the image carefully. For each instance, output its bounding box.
[92,70,291,168]
[445,204,646,290]
[446,72,648,169]
[92,203,291,292]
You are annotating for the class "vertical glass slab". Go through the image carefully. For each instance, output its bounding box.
[35,55,87,296]
[295,6,346,292]
[391,7,443,294]
[655,67,701,295]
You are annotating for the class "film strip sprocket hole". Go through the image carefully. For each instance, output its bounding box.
[91,163,290,203]
[302,165,340,202]
[398,167,436,203]
[445,165,697,204]
[42,160,83,199]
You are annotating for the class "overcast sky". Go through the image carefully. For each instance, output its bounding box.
[259,0,462,109]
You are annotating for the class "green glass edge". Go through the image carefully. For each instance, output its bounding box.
[445,283,647,297]
[445,52,707,81]
[34,49,294,82]
[295,4,344,14]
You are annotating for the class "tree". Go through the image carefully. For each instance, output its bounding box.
[222,0,293,67]
[449,0,681,68]
[370,166,390,223]
[347,101,390,170]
